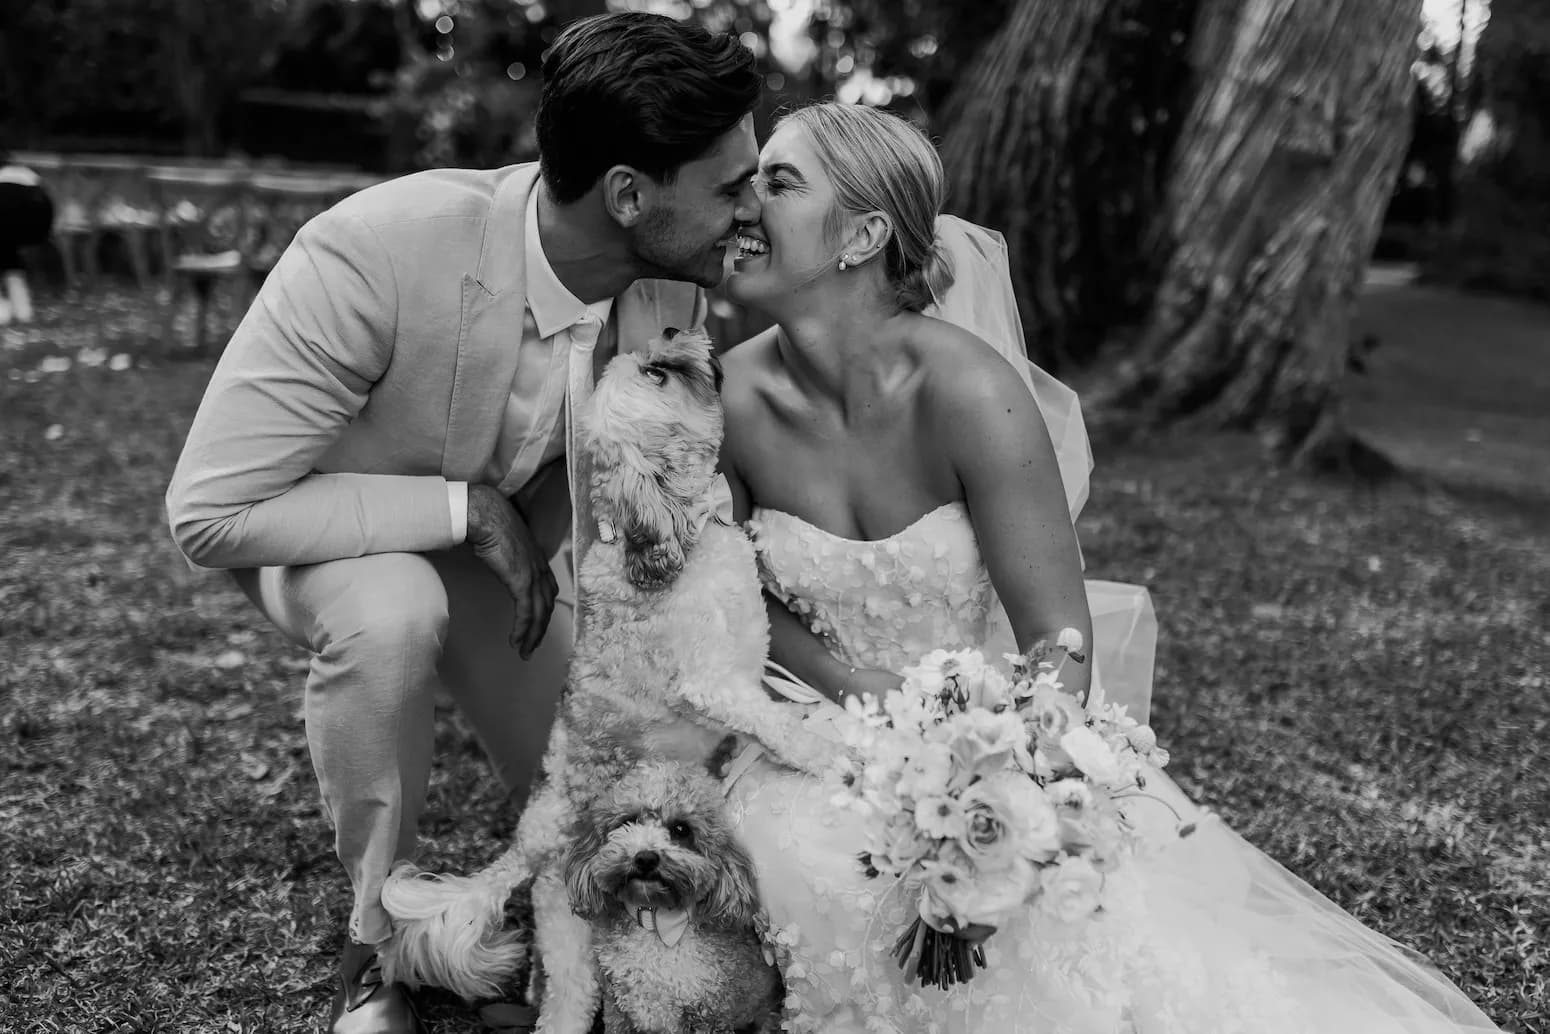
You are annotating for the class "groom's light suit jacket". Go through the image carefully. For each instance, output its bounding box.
[166,163,703,571]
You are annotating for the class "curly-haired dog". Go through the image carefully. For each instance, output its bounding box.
[565,760,780,1034]
[379,328,833,1029]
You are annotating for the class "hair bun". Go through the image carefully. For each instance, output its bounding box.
[895,237,955,313]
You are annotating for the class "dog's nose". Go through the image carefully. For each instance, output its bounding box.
[633,850,660,874]
[662,327,680,341]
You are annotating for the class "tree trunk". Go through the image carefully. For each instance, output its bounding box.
[1093,0,1421,461]
[938,0,1199,371]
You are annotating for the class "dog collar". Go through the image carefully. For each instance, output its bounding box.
[634,906,689,947]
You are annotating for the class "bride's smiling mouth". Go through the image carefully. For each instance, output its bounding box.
[735,233,769,262]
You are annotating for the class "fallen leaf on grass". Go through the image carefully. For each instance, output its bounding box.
[213,649,246,670]
[239,752,270,781]
[207,701,255,722]
[44,424,63,441]
[256,763,298,800]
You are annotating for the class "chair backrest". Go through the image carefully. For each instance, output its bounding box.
[245,171,380,272]
[146,166,254,258]
[75,157,160,229]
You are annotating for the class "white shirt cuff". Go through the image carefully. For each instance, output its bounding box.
[447,481,469,545]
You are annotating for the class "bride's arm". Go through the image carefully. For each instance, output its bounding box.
[940,346,1094,699]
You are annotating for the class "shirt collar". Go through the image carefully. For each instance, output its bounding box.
[526,184,612,339]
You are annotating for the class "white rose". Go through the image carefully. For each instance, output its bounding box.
[957,773,1061,869]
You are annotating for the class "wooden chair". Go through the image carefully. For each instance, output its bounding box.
[244,171,367,279]
[19,153,97,287]
[147,166,254,357]
[79,156,160,291]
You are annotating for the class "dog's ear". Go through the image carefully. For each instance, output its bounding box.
[698,831,761,927]
[562,809,612,920]
[705,734,740,779]
[589,430,690,589]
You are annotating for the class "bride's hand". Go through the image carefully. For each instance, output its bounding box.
[837,666,903,706]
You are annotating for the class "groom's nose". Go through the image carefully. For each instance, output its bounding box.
[734,180,762,227]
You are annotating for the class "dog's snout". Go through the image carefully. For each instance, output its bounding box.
[633,850,660,874]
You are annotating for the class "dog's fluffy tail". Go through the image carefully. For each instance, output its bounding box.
[379,846,529,1001]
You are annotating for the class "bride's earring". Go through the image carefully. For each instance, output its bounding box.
[838,254,851,272]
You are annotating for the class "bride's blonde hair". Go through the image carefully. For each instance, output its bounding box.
[778,102,955,312]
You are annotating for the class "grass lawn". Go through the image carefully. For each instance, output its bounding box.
[2,286,1546,1033]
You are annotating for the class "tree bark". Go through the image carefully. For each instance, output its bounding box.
[938,0,1199,371]
[1093,0,1421,460]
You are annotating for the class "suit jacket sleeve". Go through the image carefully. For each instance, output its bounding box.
[165,210,457,569]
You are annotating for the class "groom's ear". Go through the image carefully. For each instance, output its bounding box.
[846,212,893,267]
[602,165,647,227]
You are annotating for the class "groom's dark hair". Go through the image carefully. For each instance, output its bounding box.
[537,12,761,204]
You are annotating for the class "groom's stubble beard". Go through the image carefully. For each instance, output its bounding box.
[631,203,728,289]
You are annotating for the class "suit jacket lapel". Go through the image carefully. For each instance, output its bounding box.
[443,165,543,481]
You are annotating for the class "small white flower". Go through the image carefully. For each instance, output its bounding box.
[894,741,954,800]
[914,794,968,840]
[1059,725,1123,786]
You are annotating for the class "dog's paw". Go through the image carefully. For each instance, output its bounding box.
[626,538,685,589]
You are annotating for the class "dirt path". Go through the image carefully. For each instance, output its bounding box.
[1352,268,1550,513]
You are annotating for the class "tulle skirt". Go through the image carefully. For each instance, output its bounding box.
[726,734,1502,1034]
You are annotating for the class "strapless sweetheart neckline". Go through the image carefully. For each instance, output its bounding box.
[750,500,966,545]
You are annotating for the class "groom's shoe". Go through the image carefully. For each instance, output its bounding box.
[329,939,425,1034]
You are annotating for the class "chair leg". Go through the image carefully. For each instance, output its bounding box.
[126,230,153,292]
[55,234,80,290]
[83,231,102,287]
[162,274,182,359]
[193,277,213,357]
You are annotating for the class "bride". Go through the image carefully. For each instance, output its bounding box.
[715,101,1502,1034]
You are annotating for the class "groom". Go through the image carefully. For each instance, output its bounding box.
[164,12,762,1032]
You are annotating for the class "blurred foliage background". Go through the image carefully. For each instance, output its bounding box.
[0,0,1541,291]
[0,0,1544,446]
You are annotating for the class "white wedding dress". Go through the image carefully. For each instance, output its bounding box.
[723,501,1503,1034]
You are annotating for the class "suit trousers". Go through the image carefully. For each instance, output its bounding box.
[232,546,573,944]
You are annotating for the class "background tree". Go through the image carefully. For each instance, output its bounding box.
[1423,0,1550,301]
[937,0,1420,463]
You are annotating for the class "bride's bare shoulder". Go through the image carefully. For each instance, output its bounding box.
[910,315,1027,402]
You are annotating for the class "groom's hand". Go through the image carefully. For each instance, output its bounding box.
[466,484,560,658]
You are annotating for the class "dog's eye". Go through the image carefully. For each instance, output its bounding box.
[642,366,668,386]
[668,821,694,843]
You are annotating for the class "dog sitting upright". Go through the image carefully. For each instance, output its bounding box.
[565,760,781,1034]
[380,328,835,1029]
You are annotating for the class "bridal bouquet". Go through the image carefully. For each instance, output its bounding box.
[831,631,1182,989]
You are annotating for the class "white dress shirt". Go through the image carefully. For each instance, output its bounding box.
[447,186,613,541]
